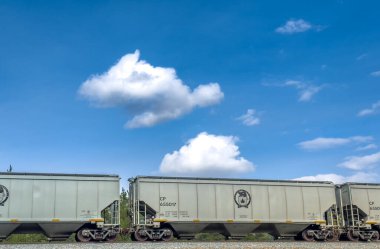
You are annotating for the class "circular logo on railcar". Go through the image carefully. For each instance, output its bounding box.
[0,185,9,206]
[234,189,251,208]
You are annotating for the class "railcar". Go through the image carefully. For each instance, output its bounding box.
[1,172,379,243]
[336,183,380,241]
[0,172,120,242]
[128,176,339,241]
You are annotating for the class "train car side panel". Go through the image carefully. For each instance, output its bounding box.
[197,184,216,220]
[285,186,304,221]
[251,185,270,221]
[178,184,197,221]
[268,186,287,221]
[55,181,77,219]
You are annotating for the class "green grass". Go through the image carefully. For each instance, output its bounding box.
[2,234,78,244]
[242,233,274,241]
[4,234,49,243]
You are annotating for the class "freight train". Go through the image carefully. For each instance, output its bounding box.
[0,172,379,242]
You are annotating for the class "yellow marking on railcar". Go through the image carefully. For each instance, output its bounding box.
[153,218,168,222]
[89,218,104,222]
[314,220,326,224]
[366,221,377,224]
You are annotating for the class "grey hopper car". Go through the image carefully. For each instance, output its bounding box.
[0,172,120,242]
[128,176,339,241]
[336,183,380,241]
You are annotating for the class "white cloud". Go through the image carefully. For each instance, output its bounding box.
[298,136,373,150]
[78,50,224,128]
[262,80,323,102]
[356,144,378,151]
[237,109,260,126]
[294,172,377,184]
[356,53,367,61]
[346,172,378,182]
[357,101,380,117]
[295,174,344,183]
[338,152,380,170]
[284,80,322,102]
[275,19,314,34]
[370,71,380,77]
[160,132,255,176]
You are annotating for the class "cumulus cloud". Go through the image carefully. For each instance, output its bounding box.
[370,71,380,77]
[294,172,377,184]
[78,50,224,128]
[338,151,380,170]
[160,132,255,176]
[284,80,322,102]
[298,136,373,150]
[237,109,260,126]
[357,101,380,117]
[275,19,312,34]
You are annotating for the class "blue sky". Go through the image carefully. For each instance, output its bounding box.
[1,0,380,184]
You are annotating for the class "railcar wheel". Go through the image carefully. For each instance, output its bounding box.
[130,232,137,241]
[372,231,379,241]
[161,228,174,241]
[347,230,359,242]
[325,231,339,242]
[76,228,92,242]
[134,229,149,242]
[302,230,315,242]
[105,234,117,242]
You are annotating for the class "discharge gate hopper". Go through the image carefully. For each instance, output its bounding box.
[0,172,120,241]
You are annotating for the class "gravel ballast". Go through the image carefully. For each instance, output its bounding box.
[1,242,380,249]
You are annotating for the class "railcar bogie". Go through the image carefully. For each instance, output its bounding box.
[75,225,120,242]
[129,225,175,242]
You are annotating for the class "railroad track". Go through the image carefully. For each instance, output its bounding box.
[0,241,380,249]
